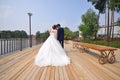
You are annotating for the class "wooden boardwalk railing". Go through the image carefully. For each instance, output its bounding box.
[0,41,120,80]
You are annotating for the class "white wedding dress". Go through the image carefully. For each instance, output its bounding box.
[35,29,70,67]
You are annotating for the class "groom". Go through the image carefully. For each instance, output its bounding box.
[57,24,64,48]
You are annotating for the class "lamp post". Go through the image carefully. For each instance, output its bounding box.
[28,13,32,48]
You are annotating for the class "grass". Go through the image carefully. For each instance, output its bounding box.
[80,39,120,48]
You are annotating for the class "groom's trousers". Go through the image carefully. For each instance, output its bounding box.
[59,40,64,48]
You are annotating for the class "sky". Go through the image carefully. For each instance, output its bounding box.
[0,0,119,35]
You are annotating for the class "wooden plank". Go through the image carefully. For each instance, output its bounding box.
[0,47,39,80]
[62,66,69,80]
[72,63,89,80]
[0,49,34,73]
[77,52,118,80]
[1,58,33,80]
[0,57,30,78]
[81,51,120,79]
[0,50,35,76]
[0,46,37,66]
[24,64,38,80]
[35,67,45,80]
[10,60,33,80]
[40,67,47,80]
[55,67,59,80]
[65,65,74,80]
[68,63,81,80]
[79,42,117,51]
[0,42,120,80]
[59,66,64,80]
[69,53,89,80]
[0,45,40,70]
[104,64,120,76]
[15,62,34,80]
[50,66,55,80]
[45,66,51,80]
[31,67,41,80]
[69,52,101,80]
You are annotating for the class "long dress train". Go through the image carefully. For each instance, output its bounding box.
[35,29,70,67]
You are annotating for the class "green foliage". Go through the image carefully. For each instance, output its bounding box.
[35,27,79,40]
[88,0,120,13]
[78,9,98,38]
[73,31,79,38]
[80,39,120,48]
[82,9,98,25]
[0,30,28,39]
[88,0,106,13]
[109,0,120,12]
[14,30,28,38]
[88,0,120,42]
[20,30,28,38]
[64,27,74,40]
[36,31,41,39]
[0,30,11,39]
[117,17,120,26]
[79,24,89,38]
[40,31,49,38]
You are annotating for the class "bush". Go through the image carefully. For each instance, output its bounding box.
[80,39,120,48]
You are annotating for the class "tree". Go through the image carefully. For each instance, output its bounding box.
[78,24,89,38]
[73,31,79,38]
[14,30,28,38]
[36,31,41,39]
[21,30,28,38]
[88,0,106,30]
[109,0,120,40]
[44,31,49,38]
[0,30,28,39]
[78,9,98,39]
[111,10,114,40]
[117,17,120,26]
[88,0,120,41]
[14,30,22,38]
[40,31,49,39]
[0,30,12,39]
[109,0,120,12]
[64,27,74,40]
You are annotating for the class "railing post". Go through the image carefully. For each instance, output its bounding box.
[1,40,2,55]
[4,40,5,54]
[0,38,31,56]
[7,39,8,53]
[20,37,22,51]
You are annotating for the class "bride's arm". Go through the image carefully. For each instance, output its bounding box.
[48,29,56,33]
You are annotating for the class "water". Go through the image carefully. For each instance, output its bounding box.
[0,39,37,55]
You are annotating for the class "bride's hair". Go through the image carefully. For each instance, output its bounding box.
[52,25,57,29]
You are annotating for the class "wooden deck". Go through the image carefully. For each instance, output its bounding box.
[0,41,120,80]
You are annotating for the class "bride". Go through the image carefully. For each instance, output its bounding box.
[35,25,70,67]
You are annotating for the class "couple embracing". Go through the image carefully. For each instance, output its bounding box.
[35,24,70,67]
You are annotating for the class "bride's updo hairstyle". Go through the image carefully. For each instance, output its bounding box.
[52,25,57,29]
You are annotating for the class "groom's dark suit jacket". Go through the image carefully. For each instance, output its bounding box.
[57,27,64,41]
